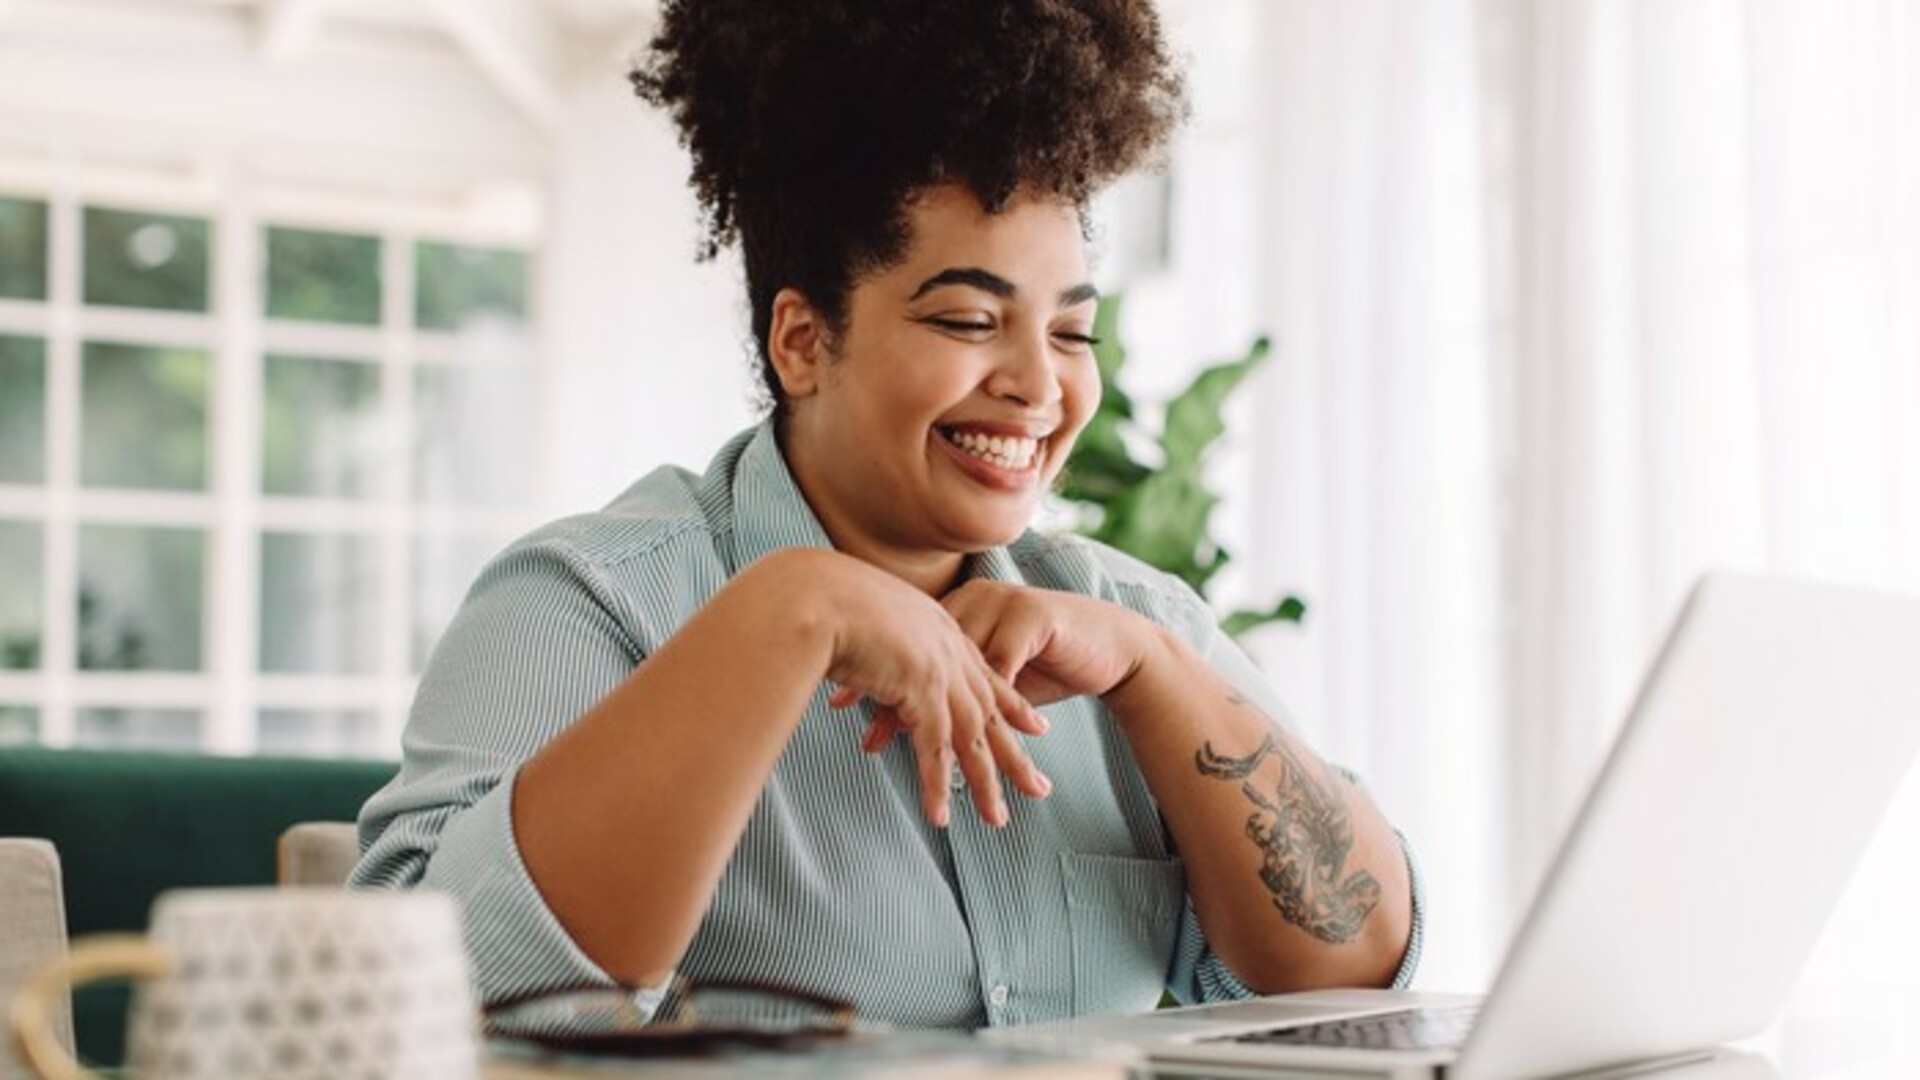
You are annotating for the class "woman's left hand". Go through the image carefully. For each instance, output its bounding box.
[938,580,1160,707]
[853,580,1166,758]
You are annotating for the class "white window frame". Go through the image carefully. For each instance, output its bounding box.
[0,148,546,756]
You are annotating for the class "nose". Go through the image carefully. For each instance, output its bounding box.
[986,329,1063,409]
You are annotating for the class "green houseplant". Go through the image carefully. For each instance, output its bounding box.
[1059,297,1305,638]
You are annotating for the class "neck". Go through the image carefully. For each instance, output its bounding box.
[822,531,967,598]
[776,425,967,598]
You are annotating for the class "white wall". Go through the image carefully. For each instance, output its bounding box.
[539,78,754,516]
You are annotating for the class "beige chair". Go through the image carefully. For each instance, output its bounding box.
[1,838,71,1080]
[275,821,361,887]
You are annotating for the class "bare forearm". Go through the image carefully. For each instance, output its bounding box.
[1105,627,1412,991]
[513,549,839,986]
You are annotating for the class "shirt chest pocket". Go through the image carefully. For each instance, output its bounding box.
[1059,852,1185,1017]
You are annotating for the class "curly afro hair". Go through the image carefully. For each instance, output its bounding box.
[631,0,1187,410]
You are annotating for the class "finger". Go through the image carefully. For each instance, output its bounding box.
[985,708,1052,800]
[937,579,993,621]
[1011,670,1077,709]
[940,588,1006,657]
[862,709,905,753]
[980,625,1042,686]
[992,669,1049,736]
[948,617,1048,737]
[954,672,1009,828]
[971,605,1056,703]
[828,684,863,709]
[908,705,953,829]
[941,588,1021,677]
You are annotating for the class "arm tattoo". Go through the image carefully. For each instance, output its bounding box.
[1195,705,1381,944]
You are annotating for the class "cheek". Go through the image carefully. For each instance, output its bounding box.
[1057,361,1103,443]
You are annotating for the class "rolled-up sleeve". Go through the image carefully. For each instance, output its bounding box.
[349,538,649,1004]
[425,765,621,998]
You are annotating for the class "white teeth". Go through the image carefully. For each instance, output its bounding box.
[945,428,1040,470]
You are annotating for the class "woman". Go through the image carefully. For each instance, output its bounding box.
[354,0,1420,1028]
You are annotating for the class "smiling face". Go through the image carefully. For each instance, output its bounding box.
[771,184,1101,593]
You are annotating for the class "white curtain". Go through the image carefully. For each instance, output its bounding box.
[1147,0,1920,992]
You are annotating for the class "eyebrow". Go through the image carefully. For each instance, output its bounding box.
[909,267,1101,309]
[1057,282,1100,308]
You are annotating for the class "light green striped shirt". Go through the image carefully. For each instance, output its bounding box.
[352,421,1422,1027]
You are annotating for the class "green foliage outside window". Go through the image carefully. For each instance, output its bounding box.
[79,343,209,491]
[0,196,48,300]
[83,207,210,312]
[415,241,529,331]
[0,705,36,745]
[267,227,382,325]
[260,355,381,497]
[0,335,46,484]
[0,520,39,670]
[76,525,205,672]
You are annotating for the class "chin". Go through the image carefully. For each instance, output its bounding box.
[926,491,1044,552]
[954,518,1033,552]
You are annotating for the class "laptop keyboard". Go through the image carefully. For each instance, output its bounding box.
[1217,1004,1481,1052]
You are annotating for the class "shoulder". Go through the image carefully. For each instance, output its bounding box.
[480,469,712,614]
[503,425,757,577]
[1005,531,1219,647]
[521,466,713,574]
[460,429,759,646]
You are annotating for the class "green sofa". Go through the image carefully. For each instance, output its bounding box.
[0,747,395,1068]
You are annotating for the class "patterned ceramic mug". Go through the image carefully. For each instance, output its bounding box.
[9,887,479,1080]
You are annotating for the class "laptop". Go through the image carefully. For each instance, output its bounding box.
[989,573,1920,1079]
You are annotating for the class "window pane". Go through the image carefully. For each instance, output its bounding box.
[76,707,199,751]
[259,708,381,758]
[0,195,48,301]
[77,524,204,671]
[81,341,209,490]
[0,520,40,670]
[0,335,46,484]
[259,531,380,674]
[266,226,381,325]
[0,705,38,746]
[415,241,527,331]
[83,206,211,312]
[262,354,383,497]
[412,533,501,670]
[413,363,531,505]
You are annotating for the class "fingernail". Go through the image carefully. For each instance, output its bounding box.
[1035,772,1053,797]
[992,805,1010,828]
[1031,707,1049,732]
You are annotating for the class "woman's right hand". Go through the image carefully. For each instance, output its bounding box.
[804,553,1053,829]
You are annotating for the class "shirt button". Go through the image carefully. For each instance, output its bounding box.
[988,984,1010,1008]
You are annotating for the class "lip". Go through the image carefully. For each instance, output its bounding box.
[937,418,1058,441]
[931,428,1045,493]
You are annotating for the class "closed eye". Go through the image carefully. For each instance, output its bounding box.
[920,316,994,335]
[1053,331,1102,348]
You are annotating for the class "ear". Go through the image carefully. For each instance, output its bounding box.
[766,288,830,398]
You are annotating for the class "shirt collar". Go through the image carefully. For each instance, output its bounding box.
[727,419,838,571]
[962,544,1026,586]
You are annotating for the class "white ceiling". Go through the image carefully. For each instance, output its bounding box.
[4,0,661,129]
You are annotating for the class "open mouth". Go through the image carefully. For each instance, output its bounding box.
[937,426,1043,472]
